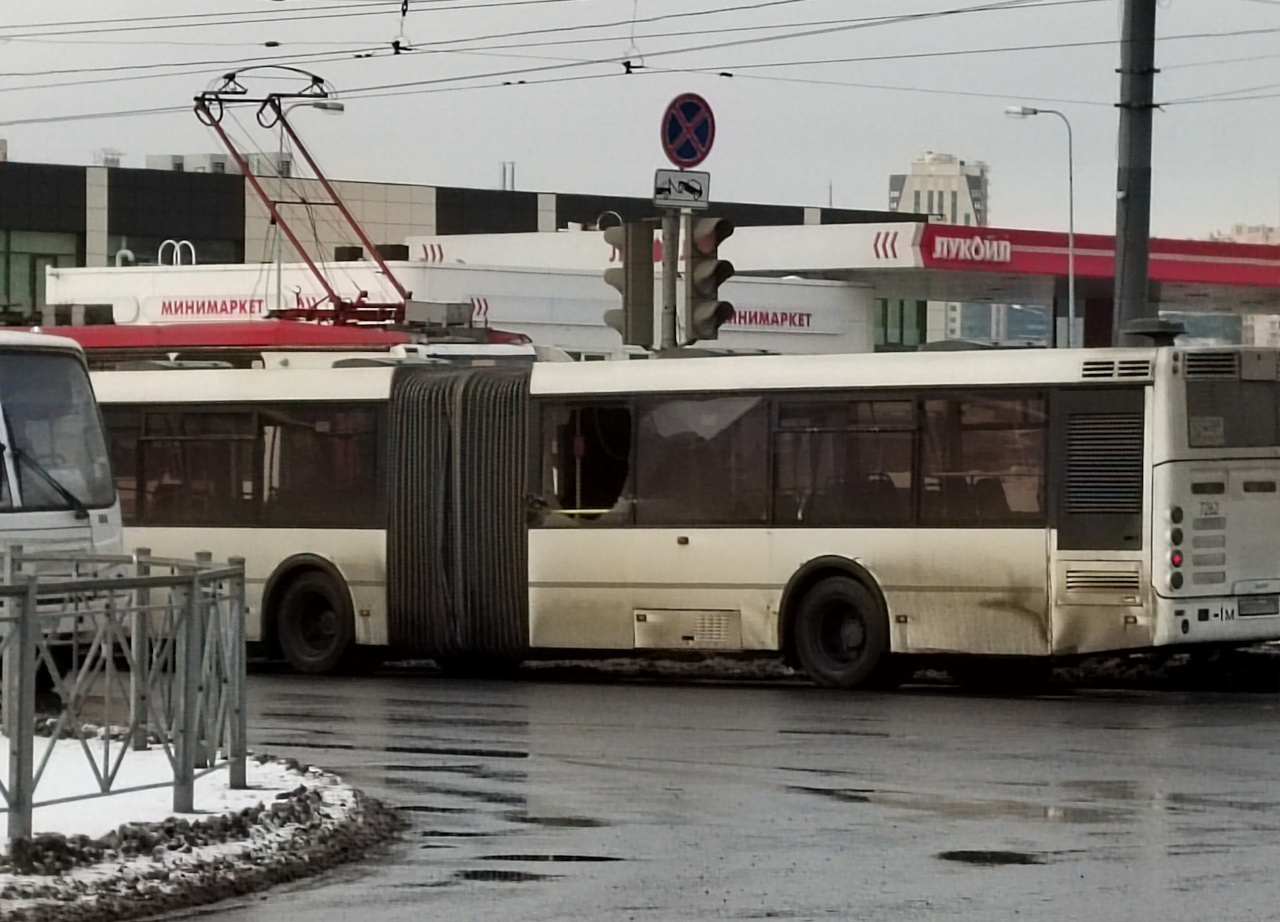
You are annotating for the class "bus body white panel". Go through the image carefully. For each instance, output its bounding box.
[529,529,633,648]
[531,527,1054,656]
[89,502,124,554]
[121,526,387,646]
[91,367,396,404]
[4,515,97,556]
[1151,459,1280,646]
[751,529,1049,656]
[862,529,1050,656]
[1049,548,1152,654]
[628,529,776,650]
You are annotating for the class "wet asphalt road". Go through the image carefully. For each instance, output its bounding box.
[190,669,1280,922]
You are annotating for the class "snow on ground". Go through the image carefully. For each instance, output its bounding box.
[0,740,399,922]
[0,736,301,848]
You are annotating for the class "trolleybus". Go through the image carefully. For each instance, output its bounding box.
[90,345,1280,685]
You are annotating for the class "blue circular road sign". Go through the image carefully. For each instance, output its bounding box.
[662,93,715,168]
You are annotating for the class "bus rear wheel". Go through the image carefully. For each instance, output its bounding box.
[277,571,356,675]
[794,576,889,689]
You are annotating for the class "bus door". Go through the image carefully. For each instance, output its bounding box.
[1048,386,1151,654]
[528,401,636,649]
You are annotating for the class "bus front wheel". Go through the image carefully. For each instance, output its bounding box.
[793,576,889,689]
[277,571,356,675]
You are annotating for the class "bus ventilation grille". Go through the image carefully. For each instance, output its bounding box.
[1065,569,1142,591]
[1066,413,1144,514]
[1184,351,1239,379]
[1080,359,1153,380]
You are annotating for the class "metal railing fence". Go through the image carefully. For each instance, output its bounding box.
[0,547,247,846]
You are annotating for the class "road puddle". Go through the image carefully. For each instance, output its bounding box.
[480,854,623,862]
[455,869,557,883]
[937,849,1046,866]
[507,815,610,828]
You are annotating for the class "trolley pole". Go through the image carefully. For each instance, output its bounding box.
[660,211,679,350]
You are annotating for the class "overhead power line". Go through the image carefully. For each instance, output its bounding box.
[8,0,1278,125]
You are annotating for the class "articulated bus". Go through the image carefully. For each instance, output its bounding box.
[90,345,1280,686]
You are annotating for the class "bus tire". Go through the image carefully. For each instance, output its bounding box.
[793,576,889,689]
[276,571,356,675]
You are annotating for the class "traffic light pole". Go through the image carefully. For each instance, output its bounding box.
[661,211,680,350]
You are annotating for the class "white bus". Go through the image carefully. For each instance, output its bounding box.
[0,331,120,560]
[90,345,1280,685]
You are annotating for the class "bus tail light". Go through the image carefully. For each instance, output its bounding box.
[1171,550,1184,568]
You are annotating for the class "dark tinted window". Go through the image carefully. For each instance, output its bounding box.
[104,408,139,522]
[107,403,384,528]
[537,404,633,526]
[139,411,256,526]
[260,405,383,528]
[921,396,1046,527]
[775,400,914,526]
[1185,380,1280,448]
[636,396,768,526]
[108,169,243,242]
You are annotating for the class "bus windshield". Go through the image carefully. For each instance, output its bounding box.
[0,351,115,512]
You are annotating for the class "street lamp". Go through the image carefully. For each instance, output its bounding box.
[1006,105,1076,348]
[274,100,345,314]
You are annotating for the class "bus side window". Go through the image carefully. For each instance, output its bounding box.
[774,400,914,527]
[103,407,139,524]
[538,403,633,526]
[636,396,769,526]
[139,411,256,526]
[259,404,382,528]
[920,395,1046,528]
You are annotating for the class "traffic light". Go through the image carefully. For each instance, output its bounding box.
[684,216,734,343]
[602,222,655,348]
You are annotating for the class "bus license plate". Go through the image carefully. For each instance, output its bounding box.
[1238,596,1280,617]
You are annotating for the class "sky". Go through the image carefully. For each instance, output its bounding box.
[1,0,1279,239]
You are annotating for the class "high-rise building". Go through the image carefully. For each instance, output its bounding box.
[888,152,999,348]
[888,151,989,227]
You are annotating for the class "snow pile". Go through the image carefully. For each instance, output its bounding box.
[1,751,402,922]
[0,740,307,847]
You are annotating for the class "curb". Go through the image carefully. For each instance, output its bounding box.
[1,759,405,922]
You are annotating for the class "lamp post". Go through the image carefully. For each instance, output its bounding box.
[274,100,344,315]
[1006,105,1075,348]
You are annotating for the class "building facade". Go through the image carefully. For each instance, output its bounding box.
[887,152,1014,347]
[888,151,989,227]
[0,156,907,321]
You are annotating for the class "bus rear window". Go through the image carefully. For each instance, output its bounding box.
[1186,381,1280,448]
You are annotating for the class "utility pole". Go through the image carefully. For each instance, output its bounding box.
[1112,0,1158,345]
